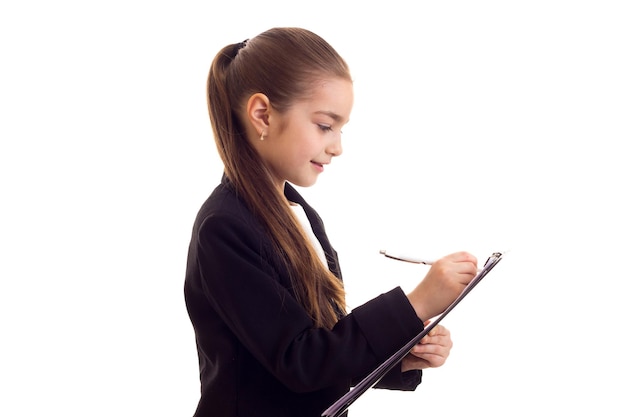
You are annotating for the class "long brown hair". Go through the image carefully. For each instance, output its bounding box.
[206,27,350,328]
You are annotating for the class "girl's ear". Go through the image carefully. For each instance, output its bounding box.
[246,93,271,135]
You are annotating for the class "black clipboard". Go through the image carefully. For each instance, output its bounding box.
[321,252,505,417]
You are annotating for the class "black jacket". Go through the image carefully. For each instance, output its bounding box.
[184,177,424,417]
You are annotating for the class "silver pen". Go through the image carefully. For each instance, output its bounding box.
[379,249,435,265]
[380,249,486,273]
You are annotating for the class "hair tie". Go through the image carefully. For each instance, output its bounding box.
[235,39,249,54]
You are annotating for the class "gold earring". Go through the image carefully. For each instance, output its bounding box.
[260,131,265,141]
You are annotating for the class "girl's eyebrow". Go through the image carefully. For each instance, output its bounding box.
[314,110,349,123]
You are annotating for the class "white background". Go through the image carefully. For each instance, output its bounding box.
[1,1,625,416]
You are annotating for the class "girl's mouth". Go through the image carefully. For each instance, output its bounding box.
[312,161,324,172]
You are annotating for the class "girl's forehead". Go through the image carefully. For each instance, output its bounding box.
[298,78,354,117]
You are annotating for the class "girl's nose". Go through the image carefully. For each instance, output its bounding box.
[326,136,342,157]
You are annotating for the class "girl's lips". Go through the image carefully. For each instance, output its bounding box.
[311,161,325,172]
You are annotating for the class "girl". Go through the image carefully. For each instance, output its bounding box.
[184,27,478,417]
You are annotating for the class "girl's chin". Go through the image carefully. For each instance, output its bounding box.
[291,176,319,188]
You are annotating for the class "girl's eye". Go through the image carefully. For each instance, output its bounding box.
[318,124,333,132]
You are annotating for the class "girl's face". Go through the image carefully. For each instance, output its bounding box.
[260,77,354,190]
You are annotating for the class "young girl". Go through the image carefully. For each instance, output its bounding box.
[184,27,478,417]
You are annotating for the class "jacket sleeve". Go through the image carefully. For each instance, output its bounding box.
[194,210,424,393]
[374,367,422,391]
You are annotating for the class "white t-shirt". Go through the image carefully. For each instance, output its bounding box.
[290,203,329,269]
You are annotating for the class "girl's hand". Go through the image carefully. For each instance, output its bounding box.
[406,251,477,321]
[401,324,452,371]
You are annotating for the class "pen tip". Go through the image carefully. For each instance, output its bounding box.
[379,249,386,255]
